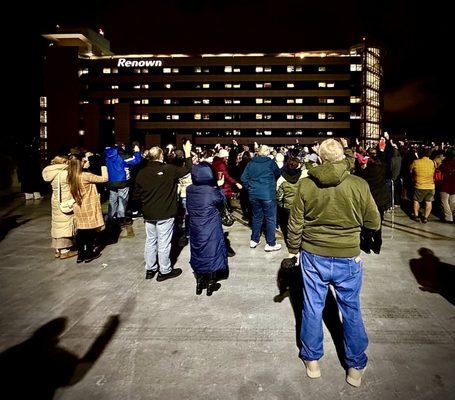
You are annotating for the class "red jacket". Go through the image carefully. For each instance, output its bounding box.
[439,158,455,195]
[212,156,237,197]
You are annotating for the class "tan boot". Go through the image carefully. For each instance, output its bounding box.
[346,367,366,387]
[60,250,78,259]
[303,360,321,379]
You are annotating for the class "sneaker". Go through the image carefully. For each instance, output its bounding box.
[145,269,157,280]
[250,240,261,248]
[303,360,321,379]
[264,243,282,252]
[346,367,366,387]
[156,268,182,282]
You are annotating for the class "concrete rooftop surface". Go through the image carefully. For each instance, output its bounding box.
[0,197,454,400]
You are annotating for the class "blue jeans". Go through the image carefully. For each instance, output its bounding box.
[250,199,277,246]
[144,218,175,274]
[299,250,368,369]
[108,187,129,219]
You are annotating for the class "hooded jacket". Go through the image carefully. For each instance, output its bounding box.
[287,159,381,257]
[241,156,281,201]
[105,147,141,189]
[276,167,308,209]
[186,162,227,274]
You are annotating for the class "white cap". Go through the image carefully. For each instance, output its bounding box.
[217,149,229,158]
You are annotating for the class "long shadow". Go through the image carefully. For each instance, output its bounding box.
[0,215,31,242]
[409,248,455,305]
[0,315,120,400]
[274,258,346,368]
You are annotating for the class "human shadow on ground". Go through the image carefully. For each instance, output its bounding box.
[409,248,455,305]
[274,258,346,368]
[0,315,120,400]
[0,215,31,242]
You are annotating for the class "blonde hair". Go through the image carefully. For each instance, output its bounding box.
[51,155,68,165]
[147,147,163,161]
[318,139,345,163]
[258,145,270,156]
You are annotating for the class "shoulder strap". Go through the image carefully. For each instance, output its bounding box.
[57,172,62,205]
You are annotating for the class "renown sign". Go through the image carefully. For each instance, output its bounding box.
[117,58,163,67]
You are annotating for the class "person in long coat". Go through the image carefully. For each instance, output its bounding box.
[67,154,108,263]
[186,162,228,296]
[42,156,77,259]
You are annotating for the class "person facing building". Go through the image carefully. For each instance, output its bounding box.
[241,145,282,252]
[105,144,142,225]
[287,138,380,387]
[410,148,435,223]
[134,141,193,281]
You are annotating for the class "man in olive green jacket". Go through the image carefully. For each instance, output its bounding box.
[287,138,380,388]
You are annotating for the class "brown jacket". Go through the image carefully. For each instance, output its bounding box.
[42,164,75,239]
[73,167,108,230]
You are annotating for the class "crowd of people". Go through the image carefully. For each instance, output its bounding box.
[35,134,453,387]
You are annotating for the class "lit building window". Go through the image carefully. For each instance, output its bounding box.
[225,66,232,73]
[134,85,140,89]
[195,67,201,73]
[318,66,326,72]
[350,64,362,71]
[203,83,210,89]
[225,115,233,120]
[287,99,295,104]
[225,83,232,88]
[40,110,47,123]
[194,100,202,104]
[264,67,272,72]
[134,100,141,104]
[233,68,240,72]
[133,114,141,120]
[203,68,210,73]
[264,114,272,120]
[327,113,335,120]
[172,68,179,73]
[264,82,272,88]
[318,113,326,119]
[171,115,179,120]
[40,126,47,139]
[202,114,210,120]
[133,68,141,74]
[225,99,232,104]
[295,98,303,104]
[111,98,119,104]
[163,99,171,104]
[327,83,335,88]
[165,84,171,89]
[327,98,335,104]
[233,99,241,104]
[40,96,47,107]
[78,130,85,136]
[256,66,263,73]
[264,98,272,104]
[287,66,294,73]
[112,68,118,74]
[163,68,171,73]
[142,68,149,73]
[350,96,361,103]
[287,114,294,120]
[296,66,303,72]
[111,85,119,89]
[350,113,361,119]
[256,98,263,104]
[296,114,303,120]
[141,99,149,104]
[194,113,201,120]
[203,99,210,104]
[142,84,149,89]
[264,130,272,135]
[287,83,295,88]
[78,68,89,77]
[256,114,263,120]
[233,83,241,88]
[256,83,263,88]
[141,114,149,120]
[327,131,333,136]
[103,68,111,74]
[79,100,89,105]
[318,82,326,88]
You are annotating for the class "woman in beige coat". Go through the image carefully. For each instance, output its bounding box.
[42,156,77,259]
[68,154,108,263]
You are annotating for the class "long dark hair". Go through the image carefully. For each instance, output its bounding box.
[67,154,83,205]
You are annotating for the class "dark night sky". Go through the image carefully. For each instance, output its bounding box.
[7,0,452,141]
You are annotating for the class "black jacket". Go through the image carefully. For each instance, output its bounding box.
[134,158,192,220]
[358,161,390,209]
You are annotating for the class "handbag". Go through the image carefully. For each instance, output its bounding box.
[58,172,75,214]
[221,201,235,227]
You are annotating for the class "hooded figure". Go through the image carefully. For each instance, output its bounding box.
[186,162,228,295]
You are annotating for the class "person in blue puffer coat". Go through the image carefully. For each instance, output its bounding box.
[105,144,142,225]
[186,162,228,296]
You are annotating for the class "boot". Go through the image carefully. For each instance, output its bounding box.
[195,274,207,295]
[206,273,220,296]
[84,237,101,263]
